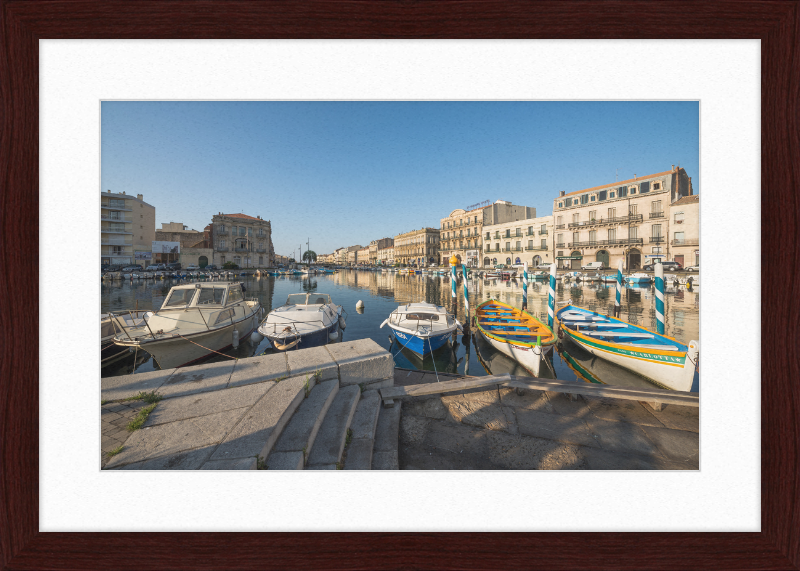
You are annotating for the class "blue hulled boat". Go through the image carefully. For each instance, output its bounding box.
[380,302,460,356]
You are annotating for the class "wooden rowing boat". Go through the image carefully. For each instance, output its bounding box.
[475,299,556,377]
[555,304,699,392]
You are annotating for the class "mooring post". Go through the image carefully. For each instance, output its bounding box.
[547,263,556,328]
[462,264,470,335]
[655,261,665,334]
[615,258,623,318]
[522,261,528,312]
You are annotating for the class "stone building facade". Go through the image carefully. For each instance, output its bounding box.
[440,201,535,267]
[346,245,362,266]
[483,215,554,268]
[551,166,695,270]
[357,246,371,265]
[211,212,273,268]
[669,195,700,267]
[378,246,394,265]
[101,190,156,267]
[393,228,440,266]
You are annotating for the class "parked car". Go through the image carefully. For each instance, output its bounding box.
[535,263,552,270]
[166,262,182,270]
[186,264,200,271]
[146,264,160,271]
[685,265,700,272]
[643,261,683,271]
[581,261,606,271]
[122,264,143,272]
[205,264,218,271]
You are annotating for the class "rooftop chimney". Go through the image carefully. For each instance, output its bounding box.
[672,165,675,171]
[122,191,126,194]
[559,191,565,197]
[137,194,143,201]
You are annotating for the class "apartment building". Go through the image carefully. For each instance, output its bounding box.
[378,245,394,265]
[483,215,554,268]
[346,245,362,266]
[357,246,371,265]
[552,166,694,270]
[440,200,535,267]
[211,212,273,268]
[101,191,155,266]
[393,228,440,266]
[669,195,700,267]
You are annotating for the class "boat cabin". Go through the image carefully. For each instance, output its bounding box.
[284,293,333,307]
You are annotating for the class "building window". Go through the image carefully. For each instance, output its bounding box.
[220,240,226,248]
[610,192,615,198]
[640,181,650,193]
[221,256,226,264]
[572,213,579,224]
[505,242,510,251]
[485,232,490,240]
[515,241,521,250]
[528,240,533,248]
[565,198,572,207]
[629,204,638,216]
[588,211,596,221]
[591,196,596,201]
[589,230,596,242]
[674,211,685,224]
[653,181,662,191]
[652,224,662,237]
[629,185,637,195]
[515,228,521,237]
[557,233,563,244]
[580,194,588,204]
[598,190,607,201]
[618,186,627,198]
[629,226,638,239]
[558,202,563,208]
[652,200,662,213]
[608,229,616,241]
[541,239,547,249]
[572,232,579,243]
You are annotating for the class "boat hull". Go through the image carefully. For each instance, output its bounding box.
[261,320,338,352]
[477,328,550,377]
[388,324,451,356]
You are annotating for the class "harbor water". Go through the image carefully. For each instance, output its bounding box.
[101,269,700,392]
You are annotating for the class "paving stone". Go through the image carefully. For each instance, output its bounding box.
[343,438,373,470]
[306,385,361,466]
[325,339,393,387]
[210,375,307,461]
[144,382,273,427]
[114,448,215,470]
[101,368,176,402]
[100,410,123,421]
[267,451,304,470]
[371,450,399,470]
[156,360,237,399]
[639,425,699,465]
[402,397,449,420]
[643,403,700,433]
[585,417,662,457]
[201,457,257,470]
[286,346,338,382]
[584,396,666,427]
[515,409,599,448]
[498,387,554,413]
[399,414,430,445]
[101,436,119,449]
[349,390,381,440]
[374,401,402,453]
[104,409,245,469]
[109,429,131,441]
[483,430,588,470]
[104,403,129,413]
[227,353,288,389]
[545,391,594,418]
[441,392,510,432]
[272,379,338,455]
[580,447,690,470]
[502,406,518,435]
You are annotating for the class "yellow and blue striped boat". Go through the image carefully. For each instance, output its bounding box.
[475,300,556,377]
[555,304,698,392]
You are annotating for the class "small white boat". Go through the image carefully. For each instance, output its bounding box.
[380,302,460,356]
[112,282,261,369]
[625,272,652,285]
[258,293,344,351]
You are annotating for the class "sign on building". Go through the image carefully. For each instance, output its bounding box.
[135,251,151,260]
[152,241,180,254]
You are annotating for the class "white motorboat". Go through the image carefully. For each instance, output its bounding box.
[258,292,344,351]
[380,302,461,356]
[111,282,261,369]
[101,310,149,366]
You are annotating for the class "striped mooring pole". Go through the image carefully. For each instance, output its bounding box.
[462,264,470,335]
[450,257,457,299]
[522,261,528,311]
[547,263,556,328]
[615,259,623,318]
[654,261,665,334]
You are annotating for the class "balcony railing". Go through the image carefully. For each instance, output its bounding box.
[556,243,565,248]
[568,238,643,248]
[101,215,132,222]
[101,240,132,246]
[672,239,699,246]
[525,246,548,251]
[494,234,500,239]
[649,211,664,219]
[526,231,535,236]
[555,224,565,229]
[256,248,266,253]
[216,229,228,235]
[539,230,549,235]
[567,214,643,229]
[101,230,133,235]
[649,236,665,243]
[504,247,523,252]
[216,247,229,252]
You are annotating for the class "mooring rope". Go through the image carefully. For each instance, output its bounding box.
[427,336,441,383]
[175,333,239,360]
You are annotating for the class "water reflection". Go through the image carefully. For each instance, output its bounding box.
[101,270,699,392]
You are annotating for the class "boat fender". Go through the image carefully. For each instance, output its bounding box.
[329,330,339,341]
[339,315,347,329]
[250,329,262,344]
[379,318,388,329]
[356,300,364,309]
[232,329,239,349]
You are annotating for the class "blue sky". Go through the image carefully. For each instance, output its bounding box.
[101,101,699,257]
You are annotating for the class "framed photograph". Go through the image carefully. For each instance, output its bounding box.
[2,1,796,568]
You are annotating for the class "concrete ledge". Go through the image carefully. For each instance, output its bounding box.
[267,451,304,470]
[287,346,338,382]
[307,385,360,467]
[372,401,402,470]
[228,353,289,389]
[272,379,338,458]
[145,382,274,427]
[201,457,257,470]
[101,368,176,402]
[156,360,237,399]
[326,339,393,387]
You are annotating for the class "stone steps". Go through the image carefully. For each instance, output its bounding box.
[372,400,402,470]
[343,390,381,470]
[267,379,339,469]
[306,385,361,469]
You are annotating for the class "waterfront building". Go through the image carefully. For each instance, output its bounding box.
[274,254,291,266]
[378,245,395,265]
[552,166,695,270]
[483,215,554,268]
[346,245,362,266]
[101,190,156,267]
[153,222,205,266]
[211,212,273,268]
[439,200,535,267]
[669,195,700,267]
[357,246,371,266]
[393,228,440,266]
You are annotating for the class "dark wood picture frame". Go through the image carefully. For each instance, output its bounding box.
[1,1,797,569]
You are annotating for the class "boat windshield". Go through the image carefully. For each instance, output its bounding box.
[286,293,308,305]
[197,287,225,305]
[403,313,439,321]
[308,294,331,305]
[164,288,196,308]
